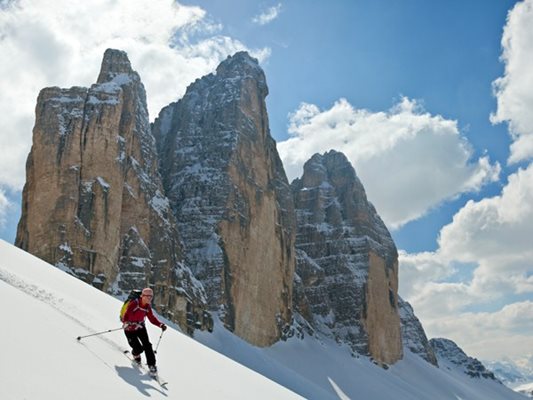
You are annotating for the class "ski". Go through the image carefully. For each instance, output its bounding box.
[151,373,168,387]
[123,350,168,387]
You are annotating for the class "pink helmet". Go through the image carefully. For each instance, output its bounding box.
[141,287,153,297]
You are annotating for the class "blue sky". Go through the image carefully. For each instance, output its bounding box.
[1,0,532,364]
[188,0,516,252]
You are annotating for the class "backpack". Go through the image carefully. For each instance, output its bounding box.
[120,289,142,322]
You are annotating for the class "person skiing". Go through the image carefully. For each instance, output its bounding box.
[122,287,167,375]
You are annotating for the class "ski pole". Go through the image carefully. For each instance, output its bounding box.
[76,327,123,341]
[154,330,164,354]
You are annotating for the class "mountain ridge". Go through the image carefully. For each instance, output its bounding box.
[10,48,520,397]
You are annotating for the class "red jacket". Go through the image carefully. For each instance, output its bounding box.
[123,299,163,332]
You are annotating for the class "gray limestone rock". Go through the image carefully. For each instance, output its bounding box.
[399,297,438,366]
[292,150,402,365]
[152,52,295,346]
[430,338,499,380]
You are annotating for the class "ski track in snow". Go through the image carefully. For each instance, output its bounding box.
[0,265,155,373]
[0,266,130,370]
[0,266,101,337]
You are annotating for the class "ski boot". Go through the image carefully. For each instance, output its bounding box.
[132,353,142,365]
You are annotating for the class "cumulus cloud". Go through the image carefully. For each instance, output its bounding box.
[400,164,533,360]
[252,3,282,25]
[0,0,268,190]
[399,250,456,299]
[278,97,500,228]
[491,0,533,164]
[438,164,533,293]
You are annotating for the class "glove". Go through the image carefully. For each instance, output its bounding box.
[122,322,130,329]
[161,324,167,331]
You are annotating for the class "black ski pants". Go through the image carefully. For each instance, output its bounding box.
[125,326,156,366]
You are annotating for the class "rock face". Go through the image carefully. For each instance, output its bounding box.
[430,338,499,380]
[16,49,206,328]
[399,297,438,366]
[16,48,439,363]
[152,52,295,346]
[292,150,402,364]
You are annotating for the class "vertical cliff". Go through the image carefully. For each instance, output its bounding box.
[152,52,295,346]
[16,49,206,328]
[292,150,402,364]
[399,297,438,365]
[16,48,438,363]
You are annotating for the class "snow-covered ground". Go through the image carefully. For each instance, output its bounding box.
[0,240,301,400]
[515,382,533,398]
[196,319,524,400]
[0,239,524,399]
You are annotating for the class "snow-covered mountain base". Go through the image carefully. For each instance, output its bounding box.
[0,240,523,399]
[195,320,523,399]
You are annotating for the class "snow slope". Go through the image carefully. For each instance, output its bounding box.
[515,382,533,397]
[0,240,301,400]
[196,321,524,400]
[0,239,524,399]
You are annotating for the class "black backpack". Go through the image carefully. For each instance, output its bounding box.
[119,289,142,322]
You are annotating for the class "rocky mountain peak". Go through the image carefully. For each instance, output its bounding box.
[16,49,207,332]
[215,51,268,97]
[430,338,498,380]
[298,150,362,197]
[292,150,402,365]
[97,48,135,84]
[304,149,352,172]
[151,51,294,347]
[216,51,262,75]
[17,47,449,370]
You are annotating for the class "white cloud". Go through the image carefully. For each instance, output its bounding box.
[438,165,533,293]
[398,250,456,299]
[405,4,533,355]
[0,0,268,191]
[400,164,533,360]
[252,3,282,25]
[491,0,533,164]
[421,301,533,361]
[0,188,9,228]
[278,97,500,228]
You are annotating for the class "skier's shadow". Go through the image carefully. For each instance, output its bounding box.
[115,366,168,397]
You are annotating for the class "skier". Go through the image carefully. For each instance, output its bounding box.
[122,287,167,375]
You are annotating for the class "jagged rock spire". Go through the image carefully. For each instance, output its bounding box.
[97,48,134,83]
[16,49,207,331]
[215,51,268,95]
